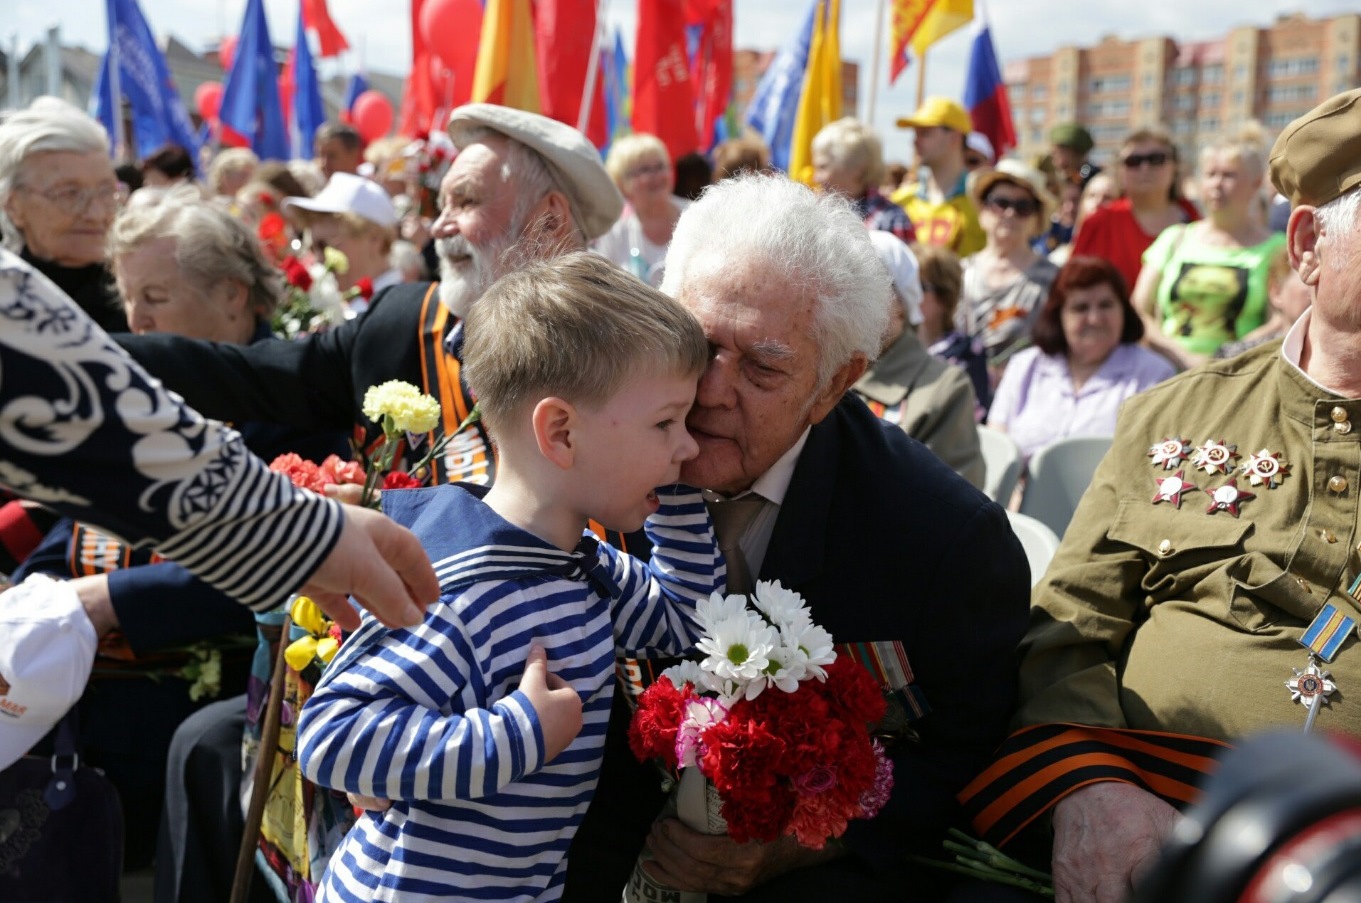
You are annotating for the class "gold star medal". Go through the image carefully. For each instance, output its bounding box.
[1152,470,1198,508]
[1192,439,1239,475]
[1241,448,1290,489]
[1148,437,1191,470]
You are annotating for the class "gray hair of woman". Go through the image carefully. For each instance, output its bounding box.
[661,172,891,385]
[810,117,886,190]
[0,97,110,252]
[107,185,284,319]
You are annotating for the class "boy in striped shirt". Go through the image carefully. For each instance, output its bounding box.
[297,252,722,902]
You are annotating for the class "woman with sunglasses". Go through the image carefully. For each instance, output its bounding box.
[955,160,1059,383]
[1132,127,1285,368]
[1070,128,1200,294]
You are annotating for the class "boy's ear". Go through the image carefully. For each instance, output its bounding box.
[532,397,577,469]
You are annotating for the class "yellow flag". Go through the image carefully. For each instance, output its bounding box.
[911,0,973,57]
[471,0,541,112]
[788,0,843,186]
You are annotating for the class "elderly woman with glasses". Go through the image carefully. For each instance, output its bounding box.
[812,117,915,243]
[1132,127,1286,368]
[955,160,1060,381]
[1070,127,1200,295]
[0,98,127,332]
[594,133,688,286]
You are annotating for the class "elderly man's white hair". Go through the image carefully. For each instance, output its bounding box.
[1314,185,1361,270]
[0,97,110,253]
[662,173,891,385]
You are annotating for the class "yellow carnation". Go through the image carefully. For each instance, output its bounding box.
[322,247,350,275]
[362,380,441,434]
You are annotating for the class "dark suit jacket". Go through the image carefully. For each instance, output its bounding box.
[115,282,443,443]
[566,393,1031,900]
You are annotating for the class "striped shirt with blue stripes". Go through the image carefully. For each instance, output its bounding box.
[297,482,721,902]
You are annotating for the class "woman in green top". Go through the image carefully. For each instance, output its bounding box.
[1132,128,1285,369]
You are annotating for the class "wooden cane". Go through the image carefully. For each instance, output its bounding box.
[230,613,292,903]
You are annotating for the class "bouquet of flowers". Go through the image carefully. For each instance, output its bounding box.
[271,248,372,340]
[625,582,894,900]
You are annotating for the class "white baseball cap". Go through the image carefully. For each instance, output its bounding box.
[282,172,399,228]
[868,230,924,326]
[965,131,996,165]
[0,574,98,769]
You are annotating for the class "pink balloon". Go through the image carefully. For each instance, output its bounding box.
[195,81,224,122]
[420,0,482,77]
[218,34,237,72]
[351,90,394,143]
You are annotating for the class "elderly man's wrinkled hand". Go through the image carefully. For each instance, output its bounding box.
[299,504,437,631]
[642,817,837,896]
[1052,781,1180,903]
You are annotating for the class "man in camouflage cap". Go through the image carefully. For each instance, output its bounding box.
[954,87,1361,903]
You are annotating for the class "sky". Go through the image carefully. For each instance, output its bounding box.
[14,0,1361,159]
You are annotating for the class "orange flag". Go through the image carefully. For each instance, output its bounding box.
[472,0,541,112]
[889,0,973,84]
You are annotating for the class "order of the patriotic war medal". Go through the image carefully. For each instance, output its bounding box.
[1241,448,1290,489]
[1148,437,1191,470]
[1192,439,1239,475]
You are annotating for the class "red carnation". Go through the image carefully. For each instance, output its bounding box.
[382,471,422,490]
[628,678,687,768]
[269,452,325,492]
[817,657,888,726]
[318,454,365,487]
[281,254,314,291]
[355,277,375,300]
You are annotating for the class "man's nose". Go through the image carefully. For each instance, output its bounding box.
[694,353,737,409]
[431,207,459,239]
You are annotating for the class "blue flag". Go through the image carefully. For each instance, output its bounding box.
[220,0,288,161]
[342,72,369,116]
[91,0,201,163]
[603,28,628,154]
[745,0,817,172]
[290,9,326,160]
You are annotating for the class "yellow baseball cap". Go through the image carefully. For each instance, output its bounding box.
[1269,88,1361,208]
[896,97,972,133]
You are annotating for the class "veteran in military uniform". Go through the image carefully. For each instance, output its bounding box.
[955,89,1361,903]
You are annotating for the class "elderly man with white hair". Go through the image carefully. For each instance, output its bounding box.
[566,174,1029,902]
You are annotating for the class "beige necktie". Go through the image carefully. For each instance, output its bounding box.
[709,494,767,595]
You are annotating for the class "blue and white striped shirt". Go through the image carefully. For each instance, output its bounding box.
[297,483,721,902]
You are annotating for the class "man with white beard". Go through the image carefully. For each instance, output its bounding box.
[117,103,622,488]
[113,103,623,903]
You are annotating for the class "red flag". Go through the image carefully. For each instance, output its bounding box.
[535,0,606,145]
[400,0,437,137]
[301,0,350,57]
[684,0,732,151]
[634,0,698,161]
[278,48,296,138]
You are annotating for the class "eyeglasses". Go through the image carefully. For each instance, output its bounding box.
[625,161,669,180]
[1121,151,1171,169]
[983,195,1040,217]
[16,181,127,212]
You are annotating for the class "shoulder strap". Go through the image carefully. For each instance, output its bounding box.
[416,285,494,484]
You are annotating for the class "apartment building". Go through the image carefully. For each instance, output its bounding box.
[1004,12,1361,167]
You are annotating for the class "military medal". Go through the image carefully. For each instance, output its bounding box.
[1205,478,1254,517]
[1148,437,1191,470]
[1152,470,1197,508]
[1192,439,1239,475]
[1286,657,1337,733]
[1242,448,1290,489]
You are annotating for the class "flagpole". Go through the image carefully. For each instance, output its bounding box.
[577,0,606,132]
[867,0,886,124]
[915,51,927,110]
[107,12,127,158]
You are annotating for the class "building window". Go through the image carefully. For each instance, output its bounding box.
[1143,72,1154,88]
[1058,79,1069,94]
[1266,57,1320,77]
[1234,64,1247,80]
[1143,97,1153,111]
[1010,84,1027,101]
[1173,67,1197,86]
[1339,56,1352,72]
[1266,84,1318,104]
[1203,118,1220,133]
[1264,111,1299,129]
[1203,64,1224,84]
[1233,89,1245,106]
[1033,85,1048,101]
[1030,106,1046,124]
[1174,94,1196,111]
[1202,91,1221,108]
[1088,75,1132,93]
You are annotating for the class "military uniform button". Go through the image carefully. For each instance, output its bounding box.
[1297,577,1312,594]
[1321,529,1339,543]
[1338,421,1354,435]
[1329,475,1349,493]
[1332,407,1349,423]
[1157,539,1174,557]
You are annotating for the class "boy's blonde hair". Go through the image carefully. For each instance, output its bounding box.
[463,252,709,433]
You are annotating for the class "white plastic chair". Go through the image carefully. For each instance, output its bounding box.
[1019,435,1114,539]
[977,425,1023,505]
[1006,510,1062,587]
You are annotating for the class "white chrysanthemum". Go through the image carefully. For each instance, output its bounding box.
[752,580,812,630]
[660,659,713,692]
[781,620,837,681]
[747,643,807,697]
[696,614,777,686]
[696,591,751,632]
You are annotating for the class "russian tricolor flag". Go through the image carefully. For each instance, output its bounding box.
[963,6,1015,159]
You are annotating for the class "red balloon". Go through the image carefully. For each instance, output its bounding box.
[420,0,482,77]
[351,90,394,143]
[195,81,224,122]
[218,34,238,72]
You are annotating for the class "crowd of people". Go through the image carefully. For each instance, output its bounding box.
[0,76,1355,903]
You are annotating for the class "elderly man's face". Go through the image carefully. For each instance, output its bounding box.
[6,150,120,267]
[677,253,847,495]
[431,138,521,318]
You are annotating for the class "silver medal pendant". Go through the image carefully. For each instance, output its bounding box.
[1286,655,1337,733]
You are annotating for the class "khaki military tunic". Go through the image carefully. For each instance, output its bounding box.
[1017,338,1361,741]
